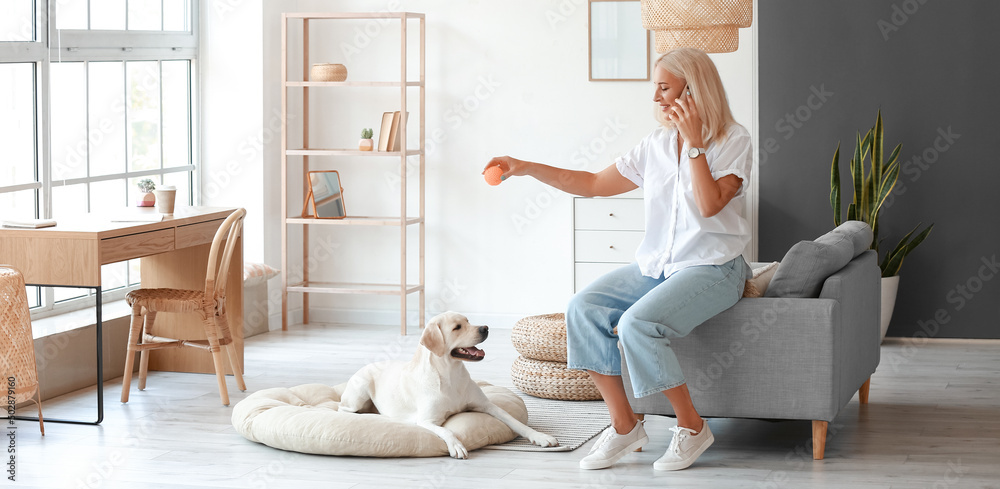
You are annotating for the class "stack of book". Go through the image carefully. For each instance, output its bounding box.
[377,111,410,152]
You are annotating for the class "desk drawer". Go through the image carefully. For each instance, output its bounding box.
[176,219,224,249]
[101,228,175,264]
[574,230,644,263]
[575,198,644,231]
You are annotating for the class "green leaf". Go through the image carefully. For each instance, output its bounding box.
[882,247,906,277]
[886,143,902,168]
[879,245,893,271]
[872,109,884,185]
[847,203,856,222]
[904,223,934,254]
[886,225,920,263]
[880,223,934,276]
[861,128,873,165]
[830,143,842,226]
[852,132,864,213]
[863,173,875,220]
[872,160,900,219]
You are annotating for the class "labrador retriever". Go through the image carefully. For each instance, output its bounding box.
[338,311,559,458]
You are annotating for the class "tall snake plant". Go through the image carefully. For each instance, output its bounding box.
[830,109,933,277]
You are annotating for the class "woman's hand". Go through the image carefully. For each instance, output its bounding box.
[483,156,529,182]
[668,92,705,148]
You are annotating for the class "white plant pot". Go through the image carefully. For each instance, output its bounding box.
[880,275,900,342]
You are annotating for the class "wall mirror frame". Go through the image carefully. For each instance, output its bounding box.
[589,0,650,81]
[301,170,347,219]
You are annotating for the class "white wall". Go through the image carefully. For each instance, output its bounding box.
[208,0,756,329]
[200,0,265,260]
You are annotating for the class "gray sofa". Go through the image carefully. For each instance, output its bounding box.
[620,222,881,459]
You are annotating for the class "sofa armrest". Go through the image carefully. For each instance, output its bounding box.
[819,249,881,409]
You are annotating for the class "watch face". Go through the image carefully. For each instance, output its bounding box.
[687,147,701,158]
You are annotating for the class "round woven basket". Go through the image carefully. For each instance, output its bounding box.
[310,63,348,82]
[511,356,602,401]
[511,313,568,363]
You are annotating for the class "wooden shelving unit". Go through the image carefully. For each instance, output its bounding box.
[280,12,425,335]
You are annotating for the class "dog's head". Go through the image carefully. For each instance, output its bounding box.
[419,311,489,362]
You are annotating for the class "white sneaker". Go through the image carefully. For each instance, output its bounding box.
[653,420,714,471]
[579,419,649,470]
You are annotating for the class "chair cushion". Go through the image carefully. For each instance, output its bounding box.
[765,221,873,298]
[231,382,526,457]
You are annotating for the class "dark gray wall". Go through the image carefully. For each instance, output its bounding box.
[758,0,1000,339]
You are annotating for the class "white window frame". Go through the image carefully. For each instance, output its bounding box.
[0,0,201,321]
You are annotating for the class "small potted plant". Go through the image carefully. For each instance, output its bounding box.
[136,178,156,207]
[359,128,374,151]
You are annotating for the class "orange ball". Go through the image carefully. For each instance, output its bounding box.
[484,166,504,186]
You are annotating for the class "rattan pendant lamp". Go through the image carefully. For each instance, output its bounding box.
[641,0,753,53]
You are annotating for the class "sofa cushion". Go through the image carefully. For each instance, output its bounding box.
[765,221,873,298]
[743,261,779,298]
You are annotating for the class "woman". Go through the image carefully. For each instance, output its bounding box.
[484,48,752,471]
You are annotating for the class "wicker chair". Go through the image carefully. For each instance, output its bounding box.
[0,266,44,434]
[120,208,247,406]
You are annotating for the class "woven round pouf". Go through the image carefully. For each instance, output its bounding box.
[510,356,602,401]
[511,313,568,363]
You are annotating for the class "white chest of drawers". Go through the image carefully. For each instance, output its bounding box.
[572,194,644,292]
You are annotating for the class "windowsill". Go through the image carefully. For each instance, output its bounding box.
[31,300,132,339]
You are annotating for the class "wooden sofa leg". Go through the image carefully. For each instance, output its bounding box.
[635,414,645,451]
[859,377,871,404]
[812,420,827,460]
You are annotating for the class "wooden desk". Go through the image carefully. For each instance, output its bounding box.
[0,207,244,419]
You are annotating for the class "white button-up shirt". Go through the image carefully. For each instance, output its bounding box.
[615,124,752,279]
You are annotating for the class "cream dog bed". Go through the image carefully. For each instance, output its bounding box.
[232,381,527,457]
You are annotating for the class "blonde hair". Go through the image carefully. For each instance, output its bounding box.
[654,48,738,144]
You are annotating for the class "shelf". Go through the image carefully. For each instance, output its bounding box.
[287,282,424,296]
[284,81,423,88]
[285,149,422,157]
[285,216,423,226]
[281,10,425,334]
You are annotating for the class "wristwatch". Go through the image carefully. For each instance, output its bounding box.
[687,147,707,159]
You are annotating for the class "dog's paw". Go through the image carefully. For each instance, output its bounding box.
[529,432,559,448]
[446,440,469,459]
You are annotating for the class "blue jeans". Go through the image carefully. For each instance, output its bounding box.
[566,257,749,398]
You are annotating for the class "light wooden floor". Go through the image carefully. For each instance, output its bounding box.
[13,323,1000,488]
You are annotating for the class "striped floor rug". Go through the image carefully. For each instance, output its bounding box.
[484,387,610,452]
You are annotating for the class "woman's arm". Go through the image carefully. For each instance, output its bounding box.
[483,157,637,198]
[689,164,742,218]
[669,94,743,218]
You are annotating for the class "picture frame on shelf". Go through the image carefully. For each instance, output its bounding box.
[301,170,347,219]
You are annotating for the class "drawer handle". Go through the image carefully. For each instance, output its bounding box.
[609,245,615,249]
[608,213,614,217]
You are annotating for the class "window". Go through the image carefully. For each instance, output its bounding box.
[0,0,199,320]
